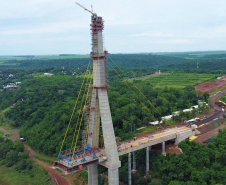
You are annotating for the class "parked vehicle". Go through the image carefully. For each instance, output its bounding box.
[19,138,26,142]
[215,101,226,108]
[184,118,200,124]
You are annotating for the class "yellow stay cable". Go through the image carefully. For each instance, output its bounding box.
[82,86,94,151]
[70,70,92,149]
[59,62,91,154]
[83,62,97,151]
[72,72,93,155]
[109,62,157,120]
[109,57,163,118]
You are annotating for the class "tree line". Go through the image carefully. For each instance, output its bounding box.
[0,72,206,155]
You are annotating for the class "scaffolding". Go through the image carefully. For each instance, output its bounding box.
[55,144,104,172]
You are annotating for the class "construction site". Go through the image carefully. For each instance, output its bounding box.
[1,1,226,185]
[52,3,207,185]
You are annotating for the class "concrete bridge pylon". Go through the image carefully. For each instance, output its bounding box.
[87,14,121,185]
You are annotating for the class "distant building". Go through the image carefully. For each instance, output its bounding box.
[15,82,22,85]
[160,104,200,122]
[3,83,18,91]
[149,120,163,126]
[161,115,173,121]
[44,73,54,76]
[217,76,226,80]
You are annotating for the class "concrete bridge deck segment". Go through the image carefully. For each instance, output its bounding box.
[117,126,195,156]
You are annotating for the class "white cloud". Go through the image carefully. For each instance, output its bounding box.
[0,21,87,35]
[1,0,226,55]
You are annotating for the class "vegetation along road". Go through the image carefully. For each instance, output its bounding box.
[0,127,71,185]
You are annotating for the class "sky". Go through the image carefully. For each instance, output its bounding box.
[1,0,226,55]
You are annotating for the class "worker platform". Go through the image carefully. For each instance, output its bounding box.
[54,144,107,173]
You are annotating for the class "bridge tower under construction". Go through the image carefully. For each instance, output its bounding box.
[86,7,121,185]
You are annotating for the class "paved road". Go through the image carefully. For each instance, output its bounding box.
[191,88,226,127]
[195,110,225,126]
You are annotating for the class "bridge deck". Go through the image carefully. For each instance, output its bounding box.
[54,126,193,172]
[117,126,193,156]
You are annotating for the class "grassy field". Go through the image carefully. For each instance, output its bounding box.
[0,55,89,63]
[0,107,14,127]
[0,130,4,137]
[0,165,53,185]
[141,73,218,89]
[34,151,58,165]
[220,95,226,103]
[155,51,226,59]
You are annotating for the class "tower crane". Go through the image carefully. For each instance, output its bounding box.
[75,2,97,17]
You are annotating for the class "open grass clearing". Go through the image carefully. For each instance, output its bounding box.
[140,73,218,89]
[34,151,58,165]
[220,94,226,103]
[135,125,159,134]
[0,55,89,62]
[0,165,52,185]
[0,107,14,128]
[0,130,4,137]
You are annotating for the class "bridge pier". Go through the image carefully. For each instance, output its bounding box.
[132,151,136,172]
[146,146,149,176]
[162,141,166,155]
[108,168,119,185]
[128,152,132,185]
[88,164,98,185]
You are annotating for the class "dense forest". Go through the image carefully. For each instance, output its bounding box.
[0,52,226,73]
[0,52,225,184]
[1,72,205,155]
[116,128,226,185]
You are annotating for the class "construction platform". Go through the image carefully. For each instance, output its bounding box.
[55,144,107,172]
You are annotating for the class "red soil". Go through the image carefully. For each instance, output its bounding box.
[25,145,71,185]
[195,78,226,93]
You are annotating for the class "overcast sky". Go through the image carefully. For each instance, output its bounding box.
[1,0,226,55]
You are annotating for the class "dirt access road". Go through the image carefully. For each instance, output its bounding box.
[0,127,19,142]
[0,127,71,185]
[25,145,70,185]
